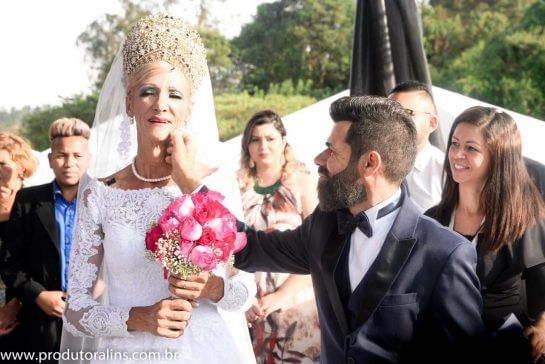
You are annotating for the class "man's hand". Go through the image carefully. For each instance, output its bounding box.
[168,272,224,302]
[127,298,192,338]
[36,291,66,318]
[166,130,200,193]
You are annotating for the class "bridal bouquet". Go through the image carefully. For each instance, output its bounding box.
[145,191,247,280]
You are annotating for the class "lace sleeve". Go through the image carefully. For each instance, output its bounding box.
[214,267,256,312]
[62,180,132,338]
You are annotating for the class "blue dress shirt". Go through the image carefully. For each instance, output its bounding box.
[53,181,77,292]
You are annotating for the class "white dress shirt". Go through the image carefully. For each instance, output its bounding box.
[348,189,402,291]
[406,142,444,212]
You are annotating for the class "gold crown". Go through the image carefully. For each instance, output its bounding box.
[122,15,207,93]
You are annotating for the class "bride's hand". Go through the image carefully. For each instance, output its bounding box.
[127,298,192,338]
[168,272,224,303]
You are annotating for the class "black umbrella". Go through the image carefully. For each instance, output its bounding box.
[349,0,444,149]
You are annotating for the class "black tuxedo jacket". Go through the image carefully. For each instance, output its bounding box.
[236,195,484,363]
[0,182,63,353]
[524,157,545,201]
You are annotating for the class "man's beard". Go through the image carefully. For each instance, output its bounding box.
[317,161,367,211]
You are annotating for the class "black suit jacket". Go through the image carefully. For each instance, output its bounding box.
[236,195,484,363]
[524,157,545,201]
[0,182,63,353]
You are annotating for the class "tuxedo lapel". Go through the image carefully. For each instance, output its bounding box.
[348,198,420,329]
[321,230,351,336]
[35,185,59,253]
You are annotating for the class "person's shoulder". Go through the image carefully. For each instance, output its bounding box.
[416,213,470,252]
[15,182,53,202]
[292,169,314,190]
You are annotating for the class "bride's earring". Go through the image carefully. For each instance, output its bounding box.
[128,116,135,124]
[249,159,255,169]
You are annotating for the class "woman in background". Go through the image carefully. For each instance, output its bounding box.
[426,106,545,363]
[0,132,36,343]
[238,110,320,363]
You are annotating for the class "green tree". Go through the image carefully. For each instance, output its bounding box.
[21,94,98,151]
[200,29,238,93]
[448,0,545,118]
[232,0,355,95]
[77,0,176,91]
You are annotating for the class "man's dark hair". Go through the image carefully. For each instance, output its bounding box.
[329,96,417,183]
[388,80,432,99]
[388,80,437,113]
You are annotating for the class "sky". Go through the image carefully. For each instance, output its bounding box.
[0,0,272,110]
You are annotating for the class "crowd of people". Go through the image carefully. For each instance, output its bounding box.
[0,13,544,364]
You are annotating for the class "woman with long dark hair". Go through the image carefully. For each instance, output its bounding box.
[426,106,545,363]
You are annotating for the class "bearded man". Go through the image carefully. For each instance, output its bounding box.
[171,95,485,363]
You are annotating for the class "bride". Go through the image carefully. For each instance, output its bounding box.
[62,15,256,363]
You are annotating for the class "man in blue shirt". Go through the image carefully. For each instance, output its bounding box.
[0,118,90,358]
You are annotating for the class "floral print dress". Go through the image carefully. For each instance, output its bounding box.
[242,181,320,363]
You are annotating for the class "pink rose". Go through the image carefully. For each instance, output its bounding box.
[178,239,195,258]
[167,195,195,220]
[179,217,203,241]
[198,227,216,246]
[233,232,247,253]
[205,217,237,242]
[158,214,180,232]
[194,201,231,224]
[204,190,225,203]
[189,245,217,270]
[213,241,233,262]
[145,225,163,253]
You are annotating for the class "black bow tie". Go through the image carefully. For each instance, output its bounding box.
[337,210,373,237]
[336,194,403,238]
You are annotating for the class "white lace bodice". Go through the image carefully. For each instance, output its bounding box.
[63,173,256,363]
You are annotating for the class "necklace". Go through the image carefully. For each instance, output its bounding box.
[253,179,282,195]
[131,157,171,183]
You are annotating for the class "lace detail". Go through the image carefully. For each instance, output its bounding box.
[216,272,254,312]
[63,177,256,363]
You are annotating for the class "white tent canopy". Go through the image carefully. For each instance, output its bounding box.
[27,86,545,186]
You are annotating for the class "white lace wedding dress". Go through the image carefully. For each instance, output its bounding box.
[62,172,256,364]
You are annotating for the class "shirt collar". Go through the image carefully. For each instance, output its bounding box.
[52,180,77,204]
[363,188,402,228]
[52,180,63,197]
[414,142,433,171]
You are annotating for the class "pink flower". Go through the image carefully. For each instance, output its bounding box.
[198,226,216,246]
[167,195,195,220]
[189,245,217,270]
[179,217,203,241]
[205,217,237,242]
[145,225,163,253]
[158,214,180,232]
[178,240,195,258]
[204,190,225,203]
[193,201,231,224]
[213,241,234,262]
[233,232,247,253]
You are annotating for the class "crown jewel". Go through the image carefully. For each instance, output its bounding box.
[122,15,207,93]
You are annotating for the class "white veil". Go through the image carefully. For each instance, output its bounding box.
[60,43,222,363]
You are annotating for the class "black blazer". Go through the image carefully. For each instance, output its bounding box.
[0,182,63,353]
[236,195,484,363]
[524,157,545,201]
